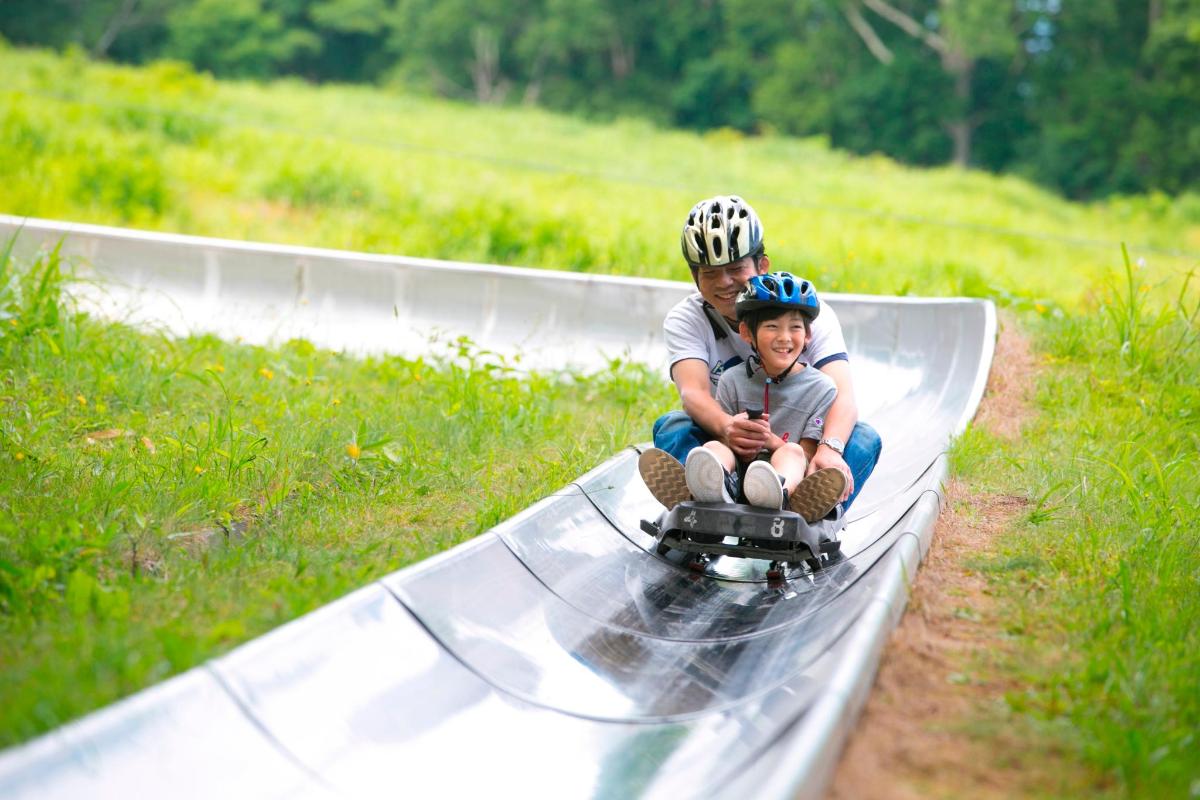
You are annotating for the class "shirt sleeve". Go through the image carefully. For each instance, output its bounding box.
[663,296,714,378]
[715,373,737,415]
[801,377,838,441]
[805,299,848,367]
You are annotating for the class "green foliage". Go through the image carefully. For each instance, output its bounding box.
[71,135,169,220]
[166,0,320,79]
[2,47,1197,311]
[0,0,1197,197]
[953,257,1200,795]
[0,246,675,744]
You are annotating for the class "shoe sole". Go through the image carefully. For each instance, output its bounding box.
[685,448,732,503]
[789,467,847,523]
[638,448,690,509]
[743,461,784,509]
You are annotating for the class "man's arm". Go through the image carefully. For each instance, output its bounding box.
[808,359,858,499]
[673,359,770,461]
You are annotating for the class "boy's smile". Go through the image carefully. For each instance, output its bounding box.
[742,311,811,376]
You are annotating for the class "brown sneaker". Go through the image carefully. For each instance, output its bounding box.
[638,448,691,509]
[788,467,847,523]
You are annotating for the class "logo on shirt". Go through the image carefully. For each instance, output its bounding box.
[813,416,824,427]
[710,356,744,386]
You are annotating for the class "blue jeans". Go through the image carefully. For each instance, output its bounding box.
[652,410,882,511]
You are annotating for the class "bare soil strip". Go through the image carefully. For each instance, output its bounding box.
[828,315,1046,799]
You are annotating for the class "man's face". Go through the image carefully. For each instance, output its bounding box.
[694,255,767,320]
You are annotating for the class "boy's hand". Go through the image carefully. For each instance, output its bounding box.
[723,412,771,461]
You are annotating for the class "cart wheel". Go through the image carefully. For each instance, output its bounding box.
[766,561,786,581]
[806,556,823,572]
[656,541,672,556]
[688,555,708,573]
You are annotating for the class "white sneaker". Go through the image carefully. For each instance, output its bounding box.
[685,448,734,503]
[744,460,785,509]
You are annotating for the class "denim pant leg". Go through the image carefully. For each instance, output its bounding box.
[842,420,882,511]
[652,410,711,464]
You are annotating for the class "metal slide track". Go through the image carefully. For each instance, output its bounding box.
[0,216,995,799]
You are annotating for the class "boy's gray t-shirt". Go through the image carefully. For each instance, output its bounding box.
[663,293,848,391]
[715,361,837,443]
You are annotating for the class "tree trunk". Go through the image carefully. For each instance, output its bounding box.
[471,27,507,103]
[945,53,974,167]
[610,32,634,80]
[92,0,141,58]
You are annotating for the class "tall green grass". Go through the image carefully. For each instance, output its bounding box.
[0,244,675,745]
[952,251,1199,796]
[2,44,1198,309]
[3,43,1199,794]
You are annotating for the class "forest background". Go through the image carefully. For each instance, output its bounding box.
[2,1,1200,793]
[3,0,1199,201]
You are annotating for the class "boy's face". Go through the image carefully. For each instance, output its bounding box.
[739,310,811,374]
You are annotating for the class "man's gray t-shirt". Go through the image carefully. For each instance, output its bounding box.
[663,293,848,392]
[715,361,837,444]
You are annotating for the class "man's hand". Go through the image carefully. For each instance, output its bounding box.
[807,445,853,502]
[723,412,771,461]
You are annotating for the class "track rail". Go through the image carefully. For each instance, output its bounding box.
[0,216,995,799]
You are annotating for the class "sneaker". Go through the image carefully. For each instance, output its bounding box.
[685,448,736,503]
[638,448,690,509]
[743,460,785,509]
[788,468,847,523]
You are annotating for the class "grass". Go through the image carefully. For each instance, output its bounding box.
[0,244,674,746]
[949,252,1200,797]
[2,44,1199,310]
[1,42,1198,797]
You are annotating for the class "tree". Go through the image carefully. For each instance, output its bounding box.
[166,0,319,78]
[0,0,179,60]
[841,0,1018,167]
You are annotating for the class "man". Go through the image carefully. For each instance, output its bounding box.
[639,195,882,511]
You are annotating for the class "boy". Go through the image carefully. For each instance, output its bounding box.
[675,272,847,522]
[638,195,881,514]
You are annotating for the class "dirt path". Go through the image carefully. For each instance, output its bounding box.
[827,314,1043,799]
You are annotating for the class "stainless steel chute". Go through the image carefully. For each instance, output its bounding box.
[0,216,995,799]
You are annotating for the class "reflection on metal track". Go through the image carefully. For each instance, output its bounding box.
[0,216,995,799]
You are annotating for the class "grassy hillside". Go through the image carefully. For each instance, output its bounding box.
[0,245,672,746]
[1,45,1197,796]
[2,43,1197,310]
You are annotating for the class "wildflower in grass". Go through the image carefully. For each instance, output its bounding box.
[14,452,24,461]
[141,436,156,454]
[332,398,341,406]
[76,394,87,406]
[346,442,361,460]
[1036,304,1047,314]
[8,319,16,327]
[259,367,274,380]
[193,465,205,475]
[206,363,225,373]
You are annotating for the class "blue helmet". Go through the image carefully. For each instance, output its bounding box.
[735,272,820,322]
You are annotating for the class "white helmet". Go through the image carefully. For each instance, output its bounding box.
[680,195,764,268]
